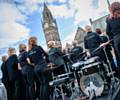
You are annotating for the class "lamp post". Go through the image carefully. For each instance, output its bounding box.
[107,0,110,7]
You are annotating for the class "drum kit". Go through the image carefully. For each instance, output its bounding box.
[47,41,120,100]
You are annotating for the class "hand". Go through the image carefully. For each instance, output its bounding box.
[18,64,22,70]
[86,51,91,57]
[100,42,109,48]
[47,63,54,67]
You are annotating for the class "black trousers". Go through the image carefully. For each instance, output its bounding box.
[8,71,23,100]
[8,80,15,100]
[34,62,50,100]
[8,80,22,100]
[22,65,35,100]
[91,48,107,64]
[113,36,120,76]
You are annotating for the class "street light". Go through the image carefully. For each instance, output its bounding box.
[107,0,110,7]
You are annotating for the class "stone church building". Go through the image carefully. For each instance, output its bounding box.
[42,3,61,47]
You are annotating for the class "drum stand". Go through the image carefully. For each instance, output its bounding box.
[102,47,120,100]
[49,64,74,100]
[73,69,86,100]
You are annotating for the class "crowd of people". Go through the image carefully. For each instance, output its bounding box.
[0,1,120,100]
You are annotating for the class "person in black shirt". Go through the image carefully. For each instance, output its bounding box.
[96,28,116,71]
[28,37,50,100]
[84,25,106,63]
[84,26,111,87]
[71,40,84,62]
[1,56,9,93]
[18,44,35,100]
[6,48,22,100]
[106,2,120,76]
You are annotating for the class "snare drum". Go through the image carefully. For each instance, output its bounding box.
[80,73,104,97]
[72,61,84,70]
[82,57,101,75]
[84,56,100,65]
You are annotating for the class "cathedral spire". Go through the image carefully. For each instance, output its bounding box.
[42,3,61,47]
[43,3,48,12]
[43,3,54,23]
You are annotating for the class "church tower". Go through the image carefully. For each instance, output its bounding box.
[42,3,61,47]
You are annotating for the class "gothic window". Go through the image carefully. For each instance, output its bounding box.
[46,13,49,18]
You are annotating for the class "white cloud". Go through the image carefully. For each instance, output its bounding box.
[19,0,120,25]
[68,0,120,25]
[62,29,76,48]
[49,4,74,18]
[67,0,108,25]
[58,0,66,3]
[0,3,26,23]
[27,0,66,3]
[0,3,30,49]
[0,0,119,52]
[21,0,118,25]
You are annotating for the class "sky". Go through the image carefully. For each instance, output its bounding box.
[0,0,119,60]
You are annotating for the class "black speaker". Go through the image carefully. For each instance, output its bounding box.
[111,82,120,100]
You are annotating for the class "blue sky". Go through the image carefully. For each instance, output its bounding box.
[0,0,118,59]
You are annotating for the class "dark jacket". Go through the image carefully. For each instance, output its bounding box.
[6,55,19,81]
[71,46,83,62]
[1,62,9,86]
[84,32,102,52]
[106,18,120,39]
[100,35,112,51]
[48,47,64,66]
[18,51,29,67]
[28,45,49,65]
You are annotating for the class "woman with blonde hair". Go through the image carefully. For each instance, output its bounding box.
[28,36,50,100]
[18,44,35,100]
[106,2,120,76]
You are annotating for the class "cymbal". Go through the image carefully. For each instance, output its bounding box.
[63,51,86,57]
[63,53,73,57]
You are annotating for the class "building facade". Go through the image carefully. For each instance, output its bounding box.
[90,15,108,32]
[74,27,86,47]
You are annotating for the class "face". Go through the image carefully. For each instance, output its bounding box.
[8,49,16,56]
[23,45,27,51]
